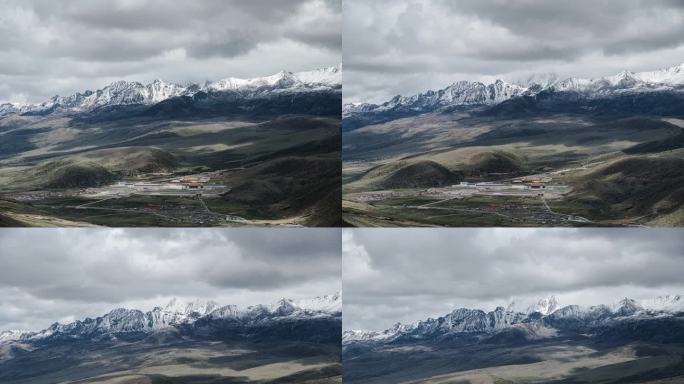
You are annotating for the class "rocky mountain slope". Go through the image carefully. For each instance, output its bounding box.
[343,63,684,128]
[0,64,342,117]
[344,294,684,345]
[0,293,341,347]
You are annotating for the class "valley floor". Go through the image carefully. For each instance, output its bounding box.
[342,115,684,227]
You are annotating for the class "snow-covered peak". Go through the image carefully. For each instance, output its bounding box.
[536,63,684,93]
[344,78,526,115]
[632,62,684,85]
[611,298,644,317]
[526,296,561,315]
[0,293,341,345]
[0,330,28,343]
[342,329,392,343]
[343,329,380,343]
[205,64,342,92]
[342,102,379,118]
[206,71,294,91]
[147,298,226,330]
[143,79,186,103]
[295,291,342,313]
[505,296,560,315]
[0,102,34,117]
[522,72,561,88]
[567,296,684,317]
[162,298,219,317]
[162,297,184,313]
[1,64,341,117]
[294,64,342,86]
[253,292,342,317]
[343,321,415,344]
[641,295,684,313]
[345,62,684,117]
[345,294,684,345]
[269,298,299,315]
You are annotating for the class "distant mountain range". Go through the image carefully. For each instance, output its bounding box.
[0,292,341,350]
[344,294,684,345]
[0,64,342,118]
[343,63,684,128]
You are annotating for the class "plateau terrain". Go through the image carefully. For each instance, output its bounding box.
[343,63,684,226]
[0,65,342,227]
[0,293,342,384]
[343,295,684,383]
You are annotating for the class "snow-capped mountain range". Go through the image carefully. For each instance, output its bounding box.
[0,292,341,344]
[0,64,342,117]
[343,62,684,118]
[343,294,684,344]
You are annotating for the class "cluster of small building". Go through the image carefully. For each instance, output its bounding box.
[168,176,211,190]
[115,176,225,193]
[513,175,553,189]
[453,176,561,193]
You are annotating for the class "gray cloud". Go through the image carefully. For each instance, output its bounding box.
[0,228,340,331]
[0,0,341,103]
[343,229,684,331]
[344,0,684,103]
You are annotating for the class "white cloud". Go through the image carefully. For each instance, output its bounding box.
[342,228,684,331]
[343,0,684,103]
[0,0,341,103]
[0,228,341,331]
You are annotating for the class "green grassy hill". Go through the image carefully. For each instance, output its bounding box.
[376,160,462,189]
[211,156,341,226]
[39,160,116,189]
[568,156,684,223]
[0,146,179,191]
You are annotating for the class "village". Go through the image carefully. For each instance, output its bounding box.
[438,174,568,197]
[64,174,247,225]
[109,176,227,196]
[348,174,569,203]
[343,173,595,226]
[8,174,248,226]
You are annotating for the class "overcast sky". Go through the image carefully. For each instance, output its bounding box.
[344,0,684,104]
[0,229,340,331]
[0,0,341,104]
[343,229,684,331]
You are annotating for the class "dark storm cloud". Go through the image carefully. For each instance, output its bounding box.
[344,0,684,103]
[343,229,684,331]
[0,0,341,102]
[0,229,340,331]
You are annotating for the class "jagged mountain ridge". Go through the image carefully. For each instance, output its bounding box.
[0,64,342,117]
[343,79,526,118]
[343,62,684,118]
[343,295,684,344]
[0,293,341,344]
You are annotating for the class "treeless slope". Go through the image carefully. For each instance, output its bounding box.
[0,147,180,191]
[377,160,462,189]
[77,147,178,176]
[0,213,26,227]
[569,157,684,221]
[37,160,116,189]
[221,156,341,226]
[465,150,523,175]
